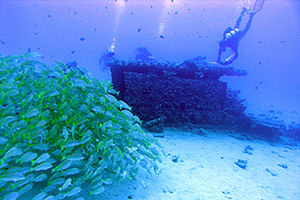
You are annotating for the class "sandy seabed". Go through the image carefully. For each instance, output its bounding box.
[97,128,300,200]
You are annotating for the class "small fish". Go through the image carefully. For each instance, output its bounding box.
[63,187,81,198]
[4,147,22,159]
[0,172,25,182]
[59,178,72,191]
[32,162,53,171]
[33,173,47,182]
[34,153,50,164]
[91,186,105,195]
[51,178,65,186]
[44,196,55,200]
[66,152,84,161]
[119,100,131,110]
[19,152,38,163]
[32,143,49,151]
[24,108,39,118]
[55,160,72,171]
[61,168,80,176]
[32,192,47,200]
[159,35,165,39]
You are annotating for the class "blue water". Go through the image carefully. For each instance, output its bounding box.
[1,1,300,199]
[1,0,299,125]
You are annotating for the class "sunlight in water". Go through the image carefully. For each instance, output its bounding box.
[114,0,126,32]
[110,0,127,51]
[158,0,181,36]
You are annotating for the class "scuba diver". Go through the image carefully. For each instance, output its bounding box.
[216,0,264,65]
[135,46,155,61]
[99,47,117,71]
[216,7,256,65]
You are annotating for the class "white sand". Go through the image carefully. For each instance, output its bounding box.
[97,128,300,200]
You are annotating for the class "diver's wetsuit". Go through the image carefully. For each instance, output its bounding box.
[217,9,255,65]
[135,47,153,61]
[99,51,116,71]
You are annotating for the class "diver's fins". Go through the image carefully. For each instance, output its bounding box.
[251,0,265,14]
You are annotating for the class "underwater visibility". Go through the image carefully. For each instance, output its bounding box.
[0,0,300,199]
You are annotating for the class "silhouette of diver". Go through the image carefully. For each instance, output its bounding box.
[216,8,256,65]
[135,47,155,61]
[99,47,117,70]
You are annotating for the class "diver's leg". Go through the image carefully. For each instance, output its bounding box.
[251,0,265,14]
[216,46,225,64]
[240,13,255,37]
[235,7,248,28]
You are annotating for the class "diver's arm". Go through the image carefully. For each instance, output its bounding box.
[99,55,105,67]
[99,54,106,66]
[216,47,224,64]
[224,50,238,65]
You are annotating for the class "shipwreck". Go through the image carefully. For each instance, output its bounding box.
[109,57,298,142]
